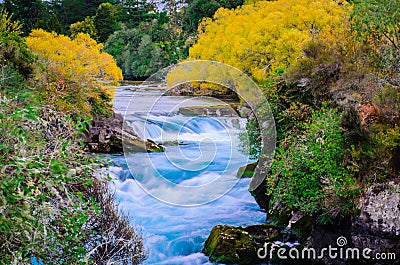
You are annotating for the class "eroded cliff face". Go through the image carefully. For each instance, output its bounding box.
[351,181,400,259]
[309,181,400,265]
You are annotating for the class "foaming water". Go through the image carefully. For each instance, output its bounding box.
[107,87,265,264]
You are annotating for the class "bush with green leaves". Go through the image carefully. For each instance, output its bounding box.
[266,107,360,223]
[239,119,261,159]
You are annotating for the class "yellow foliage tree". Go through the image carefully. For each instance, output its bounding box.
[26,29,122,117]
[189,0,350,82]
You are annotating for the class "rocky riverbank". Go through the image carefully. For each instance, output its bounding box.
[202,180,400,265]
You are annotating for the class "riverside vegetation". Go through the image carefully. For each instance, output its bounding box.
[1,0,399,264]
[0,11,145,264]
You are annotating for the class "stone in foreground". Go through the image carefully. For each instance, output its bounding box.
[203,224,280,265]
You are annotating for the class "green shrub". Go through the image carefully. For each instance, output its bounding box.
[266,108,359,222]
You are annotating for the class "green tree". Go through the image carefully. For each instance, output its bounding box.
[46,13,63,34]
[132,34,164,77]
[94,2,117,43]
[182,0,244,32]
[182,0,220,32]
[117,0,158,27]
[49,0,117,30]
[2,0,48,35]
[105,19,189,79]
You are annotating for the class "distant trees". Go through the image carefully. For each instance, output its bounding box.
[34,13,63,34]
[182,0,244,32]
[50,0,116,31]
[105,20,188,78]
[117,0,158,27]
[1,0,251,80]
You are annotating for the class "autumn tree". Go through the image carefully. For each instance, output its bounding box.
[26,29,122,117]
[189,0,350,82]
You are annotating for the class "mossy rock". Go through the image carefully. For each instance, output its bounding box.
[145,139,165,153]
[203,225,259,264]
[236,162,257,178]
[203,224,281,264]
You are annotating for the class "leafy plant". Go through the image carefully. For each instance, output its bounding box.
[267,108,359,220]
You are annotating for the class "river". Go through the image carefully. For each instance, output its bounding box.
[106,85,266,265]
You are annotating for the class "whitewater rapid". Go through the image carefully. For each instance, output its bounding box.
[106,86,265,264]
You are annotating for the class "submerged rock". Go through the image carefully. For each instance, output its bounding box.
[83,112,164,153]
[203,224,280,265]
[178,105,239,117]
[237,161,258,178]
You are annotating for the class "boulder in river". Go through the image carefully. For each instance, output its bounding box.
[83,112,164,153]
[203,224,281,265]
[236,161,258,178]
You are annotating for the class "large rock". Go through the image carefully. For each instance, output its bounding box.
[203,224,280,265]
[351,181,400,263]
[305,181,400,265]
[252,180,400,265]
[83,112,164,153]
